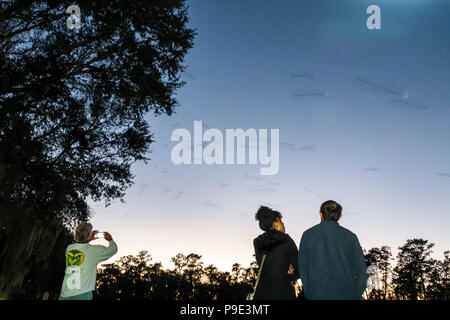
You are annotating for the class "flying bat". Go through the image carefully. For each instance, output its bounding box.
[365,167,382,172]
[182,71,195,80]
[244,174,262,181]
[204,201,223,209]
[295,144,316,152]
[304,188,323,198]
[355,77,406,97]
[161,187,172,193]
[435,173,450,178]
[280,142,317,152]
[249,186,277,193]
[293,92,330,98]
[290,72,314,80]
[139,182,151,197]
[391,98,430,110]
[174,191,184,199]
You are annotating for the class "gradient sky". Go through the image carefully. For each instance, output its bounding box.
[89,0,450,271]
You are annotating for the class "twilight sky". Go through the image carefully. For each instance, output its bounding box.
[89,0,450,271]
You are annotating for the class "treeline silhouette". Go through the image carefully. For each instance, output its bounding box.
[364,239,449,300]
[93,238,448,300]
[95,252,258,300]
[6,238,449,300]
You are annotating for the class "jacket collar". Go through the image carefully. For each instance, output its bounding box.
[320,219,339,225]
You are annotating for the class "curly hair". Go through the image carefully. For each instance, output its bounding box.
[255,206,282,231]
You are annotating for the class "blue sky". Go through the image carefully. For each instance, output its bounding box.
[89,0,450,270]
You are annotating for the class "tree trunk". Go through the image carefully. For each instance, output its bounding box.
[0,205,64,299]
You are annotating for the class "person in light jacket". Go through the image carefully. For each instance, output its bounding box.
[298,200,368,300]
[59,222,118,300]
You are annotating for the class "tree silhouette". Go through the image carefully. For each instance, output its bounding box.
[393,239,435,300]
[424,251,450,299]
[0,0,195,298]
[95,251,256,300]
[364,245,394,299]
[93,241,449,301]
[5,224,73,300]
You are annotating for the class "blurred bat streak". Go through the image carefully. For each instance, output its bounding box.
[290,72,314,80]
[355,77,404,96]
[161,187,172,193]
[391,99,430,110]
[204,201,223,209]
[293,92,329,98]
[280,141,316,152]
[174,191,184,199]
[435,173,450,178]
[296,144,316,152]
[182,71,195,80]
[139,181,151,197]
[249,186,277,193]
[280,141,295,149]
[244,174,262,181]
[304,188,323,198]
[365,167,382,172]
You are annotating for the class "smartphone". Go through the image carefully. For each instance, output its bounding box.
[96,232,105,238]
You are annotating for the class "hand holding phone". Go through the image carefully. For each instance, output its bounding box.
[96,232,105,238]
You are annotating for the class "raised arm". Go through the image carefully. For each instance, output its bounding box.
[93,232,118,263]
[93,241,118,263]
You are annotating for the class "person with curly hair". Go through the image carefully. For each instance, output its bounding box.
[252,206,299,300]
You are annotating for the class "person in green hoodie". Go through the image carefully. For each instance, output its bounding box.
[58,222,118,300]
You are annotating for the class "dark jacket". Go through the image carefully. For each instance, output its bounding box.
[298,220,368,300]
[253,230,299,300]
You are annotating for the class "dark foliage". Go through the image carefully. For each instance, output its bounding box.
[392,239,449,300]
[0,0,195,297]
[95,251,257,300]
[93,239,449,301]
[364,239,449,300]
